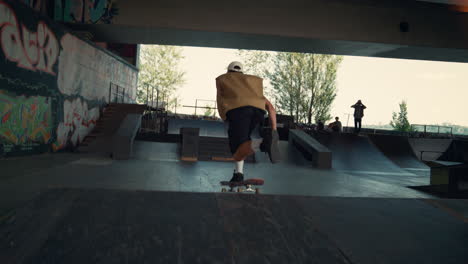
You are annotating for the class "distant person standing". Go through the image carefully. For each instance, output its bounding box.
[351,100,366,133]
[328,117,342,132]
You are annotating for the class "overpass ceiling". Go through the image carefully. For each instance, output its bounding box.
[67,0,468,63]
[418,0,468,6]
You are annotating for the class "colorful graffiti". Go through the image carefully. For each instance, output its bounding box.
[0,1,138,156]
[53,97,99,151]
[0,1,59,75]
[0,91,52,145]
[54,0,119,24]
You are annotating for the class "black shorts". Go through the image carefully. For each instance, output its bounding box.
[226,106,266,154]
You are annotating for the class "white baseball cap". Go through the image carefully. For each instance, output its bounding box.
[227,61,243,72]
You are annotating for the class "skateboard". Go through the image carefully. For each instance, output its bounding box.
[220,178,264,194]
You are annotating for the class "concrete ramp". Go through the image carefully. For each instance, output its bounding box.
[168,119,227,138]
[438,139,468,163]
[408,138,452,161]
[314,133,412,176]
[368,134,429,175]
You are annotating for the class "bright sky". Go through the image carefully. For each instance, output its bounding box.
[175,46,468,127]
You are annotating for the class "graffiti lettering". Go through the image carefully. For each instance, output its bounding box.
[0,92,52,145]
[0,1,59,75]
[53,97,99,151]
[55,0,118,24]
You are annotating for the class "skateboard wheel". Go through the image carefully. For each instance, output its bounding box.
[222,188,226,192]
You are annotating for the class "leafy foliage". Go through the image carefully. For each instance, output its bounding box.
[238,50,342,123]
[203,104,214,117]
[137,45,186,111]
[390,100,415,132]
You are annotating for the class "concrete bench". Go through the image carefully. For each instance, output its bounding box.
[429,161,468,193]
[289,129,332,169]
[180,127,200,161]
[112,114,142,160]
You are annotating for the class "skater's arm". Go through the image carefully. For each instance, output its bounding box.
[265,99,277,130]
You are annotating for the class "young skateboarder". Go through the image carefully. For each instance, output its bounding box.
[216,61,280,182]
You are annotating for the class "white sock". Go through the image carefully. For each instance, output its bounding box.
[235,160,244,174]
[251,138,263,152]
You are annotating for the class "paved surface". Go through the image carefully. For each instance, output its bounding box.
[0,140,434,215]
[0,188,467,264]
[1,129,467,263]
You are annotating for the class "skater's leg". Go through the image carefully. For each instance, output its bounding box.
[235,160,244,173]
[229,159,245,182]
[356,118,362,132]
[251,138,263,152]
[227,107,256,162]
[260,100,281,163]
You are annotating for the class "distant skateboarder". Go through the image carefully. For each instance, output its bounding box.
[351,100,366,133]
[216,61,280,182]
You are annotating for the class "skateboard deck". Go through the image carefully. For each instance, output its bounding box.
[220,178,264,193]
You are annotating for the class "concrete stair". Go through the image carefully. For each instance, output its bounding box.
[198,137,255,163]
[78,103,146,153]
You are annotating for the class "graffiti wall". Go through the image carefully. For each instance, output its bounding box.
[54,0,119,24]
[0,0,138,156]
[53,97,99,151]
[57,33,138,101]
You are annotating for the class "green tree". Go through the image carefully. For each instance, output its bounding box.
[137,45,186,110]
[237,50,342,123]
[236,50,271,78]
[203,105,214,117]
[236,50,274,100]
[390,100,414,132]
[266,53,342,123]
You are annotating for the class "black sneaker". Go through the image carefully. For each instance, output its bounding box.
[229,172,244,183]
[260,129,281,163]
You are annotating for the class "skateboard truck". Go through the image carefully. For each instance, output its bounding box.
[220,178,264,194]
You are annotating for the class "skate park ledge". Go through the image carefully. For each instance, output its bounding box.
[289,129,332,169]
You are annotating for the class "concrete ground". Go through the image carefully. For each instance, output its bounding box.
[1,140,467,263]
[0,140,434,213]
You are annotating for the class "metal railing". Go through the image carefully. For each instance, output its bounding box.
[183,99,217,117]
[140,109,168,134]
[138,82,169,134]
[109,82,133,103]
[142,83,168,110]
[411,124,453,137]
